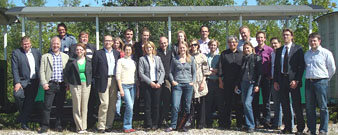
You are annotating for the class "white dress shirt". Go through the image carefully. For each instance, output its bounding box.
[26,49,36,79]
[198,38,219,54]
[238,37,258,51]
[305,46,336,80]
[148,56,157,81]
[105,48,116,76]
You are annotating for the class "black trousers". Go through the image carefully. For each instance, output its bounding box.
[223,80,243,128]
[143,82,162,128]
[252,76,271,124]
[158,80,171,125]
[192,96,206,128]
[205,79,226,128]
[280,75,305,132]
[41,81,66,128]
[14,79,39,125]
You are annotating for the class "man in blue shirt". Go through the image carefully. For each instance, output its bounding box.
[57,23,77,54]
[304,33,336,135]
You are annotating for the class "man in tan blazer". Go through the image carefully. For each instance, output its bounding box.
[38,36,69,133]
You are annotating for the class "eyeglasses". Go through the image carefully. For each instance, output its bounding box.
[192,44,199,46]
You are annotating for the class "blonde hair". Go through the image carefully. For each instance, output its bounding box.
[113,37,125,51]
[142,41,157,55]
[178,41,191,63]
[177,30,187,42]
[243,41,255,54]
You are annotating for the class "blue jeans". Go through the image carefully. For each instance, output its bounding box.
[122,84,136,130]
[305,79,329,133]
[170,83,193,129]
[241,81,255,129]
[271,85,294,128]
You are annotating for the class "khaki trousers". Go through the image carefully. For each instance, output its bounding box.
[97,77,118,130]
[70,82,91,131]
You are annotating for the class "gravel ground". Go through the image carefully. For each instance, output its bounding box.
[1,124,338,135]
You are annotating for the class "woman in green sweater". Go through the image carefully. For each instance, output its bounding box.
[64,43,92,133]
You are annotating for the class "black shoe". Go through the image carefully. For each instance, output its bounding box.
[179,127,189,132]
[280,129,292,134]
[247,128,254,133]
[105,128,113,132]
[263,122,272,129]
[55,126,63,132]
[151,125,158,130]
[21,124,29,130]
[38,128,48,134]
[295,131,304,135]
[97,129,105,133]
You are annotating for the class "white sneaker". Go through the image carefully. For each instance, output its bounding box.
[78,130,87,134]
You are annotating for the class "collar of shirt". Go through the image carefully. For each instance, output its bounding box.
[311,45,323,53]
[58,34,68,40]
[104,48,113,53]
[198,38,210,44]
[284,42,292,48]
[50,51,60,56]
[125,40,133,45]
[25,48,32,54]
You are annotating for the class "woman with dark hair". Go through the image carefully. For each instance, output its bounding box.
[139,41,165,130]
[64,43,92,133]
[189,39,210,129]
[165,41,196,132]
[116,44,137,133]
[236,42,262,133]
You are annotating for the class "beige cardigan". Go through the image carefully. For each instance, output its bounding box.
[191,52,211,98]
[40,52,69,85]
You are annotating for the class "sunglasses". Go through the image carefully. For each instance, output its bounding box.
[192,44,199,46]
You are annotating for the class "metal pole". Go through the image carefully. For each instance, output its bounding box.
[96,16,99,50]
[4,25,8,60]
[239,15,243,27]
[226,20,229,39]
[39,22,43,53]
[309,13,313,34]
[168,16,172,46]
[136,23,139,42]
[239,15,242,40]
[21,16,25,37]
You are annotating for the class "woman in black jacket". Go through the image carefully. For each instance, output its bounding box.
[235,41,262,133]
[64,43,92,133]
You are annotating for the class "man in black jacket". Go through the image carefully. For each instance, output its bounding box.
[92,35,120,133]
[273,29,305,134]
[218,36,244,129]
[157,36,173,127]
[11,36,41,130]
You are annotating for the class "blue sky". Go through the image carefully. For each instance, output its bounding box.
[11,0,338,11]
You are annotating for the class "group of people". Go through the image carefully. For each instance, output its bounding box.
[11,23,336,135]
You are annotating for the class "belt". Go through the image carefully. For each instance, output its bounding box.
[281,73,288,77]
[49,81,64,85]
[108,75,115,78]
[307,78,325,82]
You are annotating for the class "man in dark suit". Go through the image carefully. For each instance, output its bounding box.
[11,36,41,130]
[92,35,120,133]
[273,29,305,134]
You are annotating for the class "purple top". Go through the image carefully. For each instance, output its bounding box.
[255,45,273,77]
